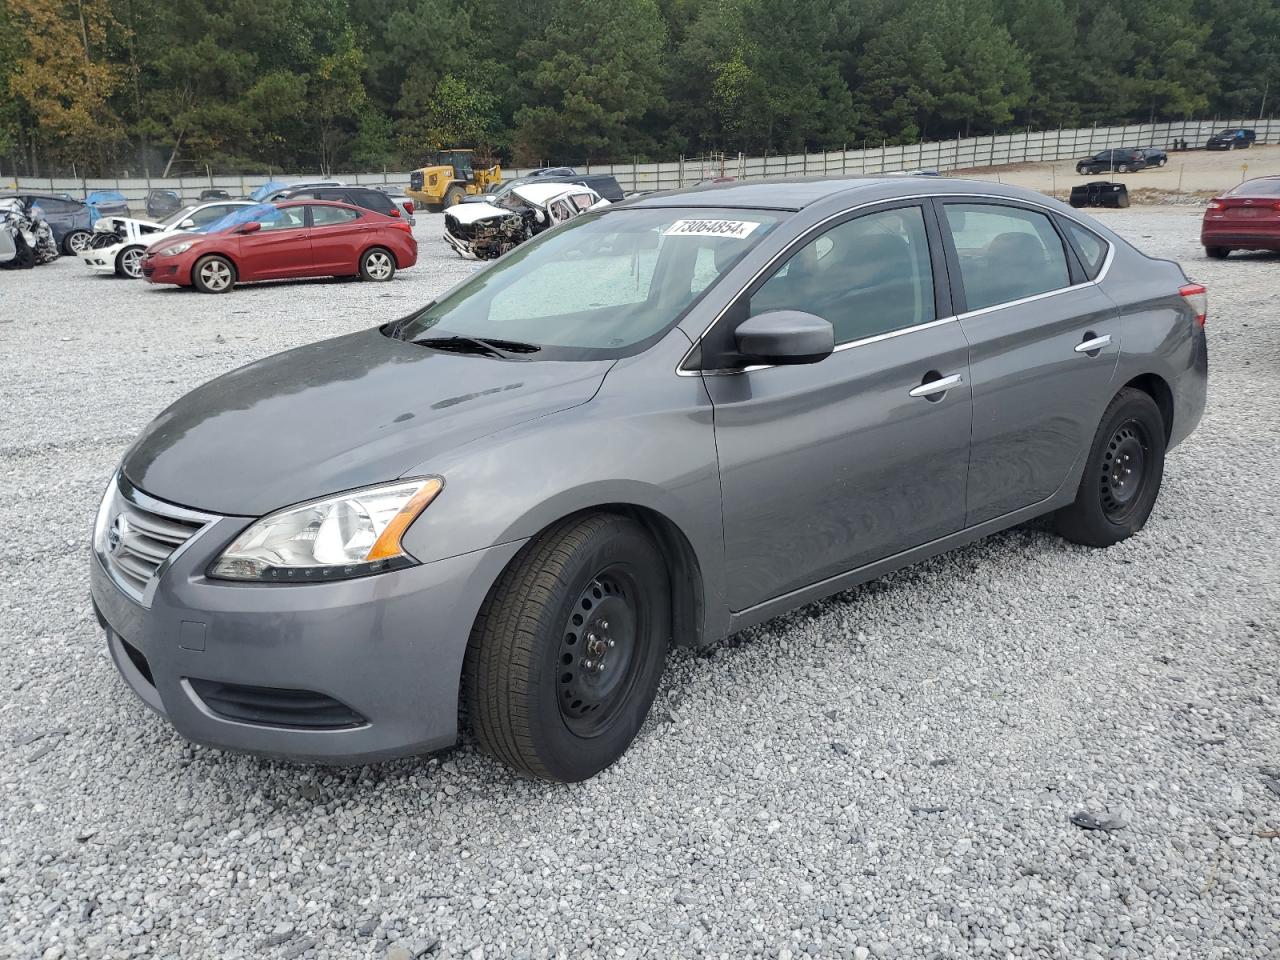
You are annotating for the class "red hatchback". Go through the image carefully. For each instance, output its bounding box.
[1202,177,1280,259]
[141,200,418,293]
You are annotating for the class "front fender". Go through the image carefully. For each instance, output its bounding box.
[397,342,729,645]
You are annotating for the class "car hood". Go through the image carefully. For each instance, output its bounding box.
[123,327,612,515]
[446,202,514,224]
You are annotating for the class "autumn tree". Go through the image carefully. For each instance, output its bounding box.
[7,0,127,171]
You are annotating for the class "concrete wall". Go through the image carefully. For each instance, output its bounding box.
[11,118,1277,201]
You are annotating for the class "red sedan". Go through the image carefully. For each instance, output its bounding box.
[1202,176,1280,259]
[141,200,417,293]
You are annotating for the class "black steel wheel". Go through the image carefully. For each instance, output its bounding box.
[465,513,670,782]
[1206,246,1230,259]
[556,566,647,738]
[1055,387,1166,547]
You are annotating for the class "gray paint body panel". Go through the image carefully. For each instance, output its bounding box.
[92,176,1208,761]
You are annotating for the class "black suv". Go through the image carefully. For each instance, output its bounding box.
[274,185,401,218]
[1206,128,1256,151]
[1076,149,1148,175]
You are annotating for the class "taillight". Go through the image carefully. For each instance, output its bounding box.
[1207,200,1224,210]
[396,221,412,234]
[389,207,400,217]
[404,200,414,215]
[1179,283,1207,326]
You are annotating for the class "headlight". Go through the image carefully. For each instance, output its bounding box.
[210,478,443,582]
[157,241,194,256]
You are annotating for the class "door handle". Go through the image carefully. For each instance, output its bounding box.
[909,373,963,399]
[1074,334,1112,354]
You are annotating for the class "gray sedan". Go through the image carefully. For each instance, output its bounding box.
[89,178,1208,782]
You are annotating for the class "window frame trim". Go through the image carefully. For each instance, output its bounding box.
[675,191,1115,377]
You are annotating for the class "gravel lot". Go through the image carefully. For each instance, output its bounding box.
[1,207,1277,960]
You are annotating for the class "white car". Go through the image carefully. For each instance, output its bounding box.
[83,200,252,278]
[442,182,609,259]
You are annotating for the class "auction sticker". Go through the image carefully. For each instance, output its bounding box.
[662,219,761,239]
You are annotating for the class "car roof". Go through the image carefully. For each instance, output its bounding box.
[276,199,365,210]
[620,175,1061,212]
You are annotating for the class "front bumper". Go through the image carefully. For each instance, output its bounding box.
[90,500,524,763]
[83,248,118,273]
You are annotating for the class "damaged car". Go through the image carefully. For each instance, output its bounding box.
[84,200,252,278]
[443,181,607,259]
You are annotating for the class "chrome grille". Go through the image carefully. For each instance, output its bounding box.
[96,474,216,605]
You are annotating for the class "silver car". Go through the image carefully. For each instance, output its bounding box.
[90,177,1208,781]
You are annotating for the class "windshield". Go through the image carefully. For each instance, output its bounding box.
[161,205,198,228]
[250,181,286,201]
[393,207,784,360]
[200,202,281,233]
[1227,178,1280,197]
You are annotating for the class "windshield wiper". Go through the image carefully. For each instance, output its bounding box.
[412,335,541,359]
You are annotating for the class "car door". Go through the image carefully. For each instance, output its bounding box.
[306,204,365,273]
[935,199,1121,526]
[233,205,313,280]
[702,201,973,610]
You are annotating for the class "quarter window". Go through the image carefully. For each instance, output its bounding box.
[750,205,936,345]
[1060,218,1107,279]
[943,203,1071,311]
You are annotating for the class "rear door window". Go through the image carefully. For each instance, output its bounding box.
[942,203,1071,311]
[309,205,360,227]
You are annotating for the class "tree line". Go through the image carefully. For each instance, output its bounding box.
[1,0,1276,178]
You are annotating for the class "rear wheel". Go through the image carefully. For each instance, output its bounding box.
[359,247,395,281]
[62,230,91,255]
[1157,157,1167,167]
[1117,163,1130,173]
[1054,388,1166,547]
[191,254,236,293]
[1205,246,1230,259]
[464,513,671,782]
[115,245,145,278]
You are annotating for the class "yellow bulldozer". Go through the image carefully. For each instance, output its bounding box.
[406,149,502,211]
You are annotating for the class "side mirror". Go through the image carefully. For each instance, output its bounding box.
[179,219,195,229]
[734,310,834,366]
[237,221,262,234]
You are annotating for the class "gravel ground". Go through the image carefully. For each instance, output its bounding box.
[1,208,1278,960]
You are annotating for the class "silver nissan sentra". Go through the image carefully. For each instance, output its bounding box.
[90,177,1208,782]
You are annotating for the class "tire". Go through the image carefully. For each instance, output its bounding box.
[191,254,236,293]
[359,246,396,282]
[1157,157,1167,167]
[1077,165,1088,176]
[115,245,145,278]
[1116,191,1130,209]
[1205,246,1230,259]
[1054,388,1166,548]
[1117,163,1130,173]
[443,185,467,208]
[62,230,91,255]
[464,513,671,782]
[1228,142,1235,151]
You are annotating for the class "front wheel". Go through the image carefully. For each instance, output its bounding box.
[191,254,236,293]
[359,247,396,281]
[115,245,145,278]
[1054,388,1166,547]
[464,513,671,782]
[1077,165,1088,175]
[443,185,467,207]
